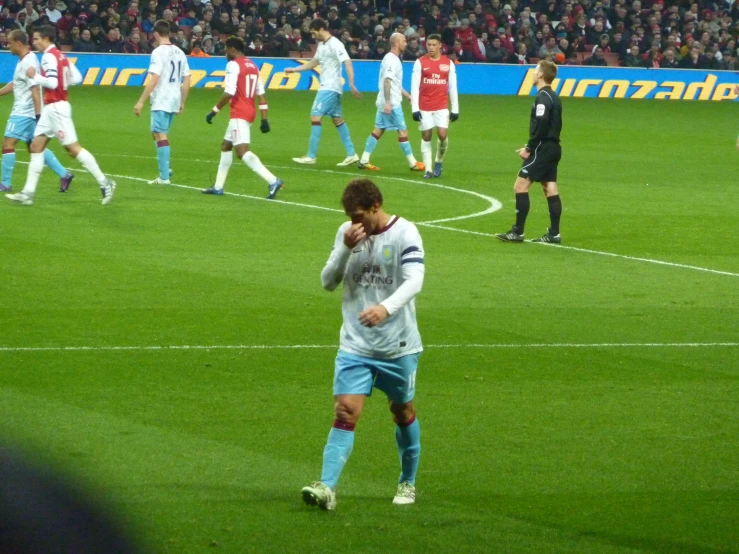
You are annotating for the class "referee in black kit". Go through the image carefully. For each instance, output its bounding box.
[497,60,563,244]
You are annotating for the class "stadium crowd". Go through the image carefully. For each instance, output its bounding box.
[0,0,736,68]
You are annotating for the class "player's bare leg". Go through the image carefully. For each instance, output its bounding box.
[496,176,532,242]
[433,127,448,178]
[332,116,359,166]
[398,129,424,171]
[303,394,366,510]
[390,400,420,505]
[532,181,562,244]
[149,131,172,185]
[359,127,384,170]
[420,129,433,178]
[64,141,116,205]
[292,115,321,165]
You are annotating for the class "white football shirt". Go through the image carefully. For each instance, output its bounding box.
[11,52,39,118]
[323,216,425,360]
[375,52,403,110]
[315,36,349,94]
[148,44,190,113]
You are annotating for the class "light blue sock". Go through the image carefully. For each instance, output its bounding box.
[156,141,171,180]
[308,123,322,159]
[2,151,16,187]
[320,426,355,490]
[43,148,67,178]
[395,418,421,485]
[335,122,355,156]
[399,140,413,157]
[364,135,378,154]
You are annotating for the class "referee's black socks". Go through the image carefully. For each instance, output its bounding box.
[547,195,562,236]
[514,193,530,234]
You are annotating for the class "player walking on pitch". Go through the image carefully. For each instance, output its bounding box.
[0,30,74,193]
[7,26,116,206]
[286,18,362,167]
[133,19,191,185]
[411,33,459,179]
[358,33,424,172]
[302,179,425,510]
[496,60,563,244]
[201,37,283,199]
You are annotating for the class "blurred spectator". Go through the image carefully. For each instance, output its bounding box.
[99,27,123,53]
[660,47,679,68]
[680,43,707,69]
[403,35,425,60]
[584,45,608,65]
[248,34,265,56]
[455,18,484,61]
[123,29,149,53]
[539,35,562,59]
[486,36,507,63]
[45,0,63,23]
[623,43,643,66]
[507,41,529,64]
[190,39,210,56]
[173,28,190,53]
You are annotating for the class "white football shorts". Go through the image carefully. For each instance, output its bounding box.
[35,101,79,146]
[224,118,251,146]
[418,109,450,131]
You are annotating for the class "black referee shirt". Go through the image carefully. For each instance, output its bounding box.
[526,85,562,152]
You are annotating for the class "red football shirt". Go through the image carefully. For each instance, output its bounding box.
[417,54,453,112]
[225,56,265,123]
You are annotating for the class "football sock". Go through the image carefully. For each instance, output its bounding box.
[2,149,16,187]
[22,152,44,194]
[242,151,276,185]
[43,148,67,178]
[214,151,233,191]
[399,137,417,167]
[307,122,322,159]
[420,140,432,171]
[156,140,170,181]
[335,121,355,156]
[75,148,107,186]
[435,137,448,162]
[514,192,530,234]
[320,421,355,490]
[395,416,421,485]
[360,133,380,164]
[547,194,562,235]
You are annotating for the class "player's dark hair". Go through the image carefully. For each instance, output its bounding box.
[8,30,28,45]
[426,33,442,42]
[35,25,56,42]
[225,36,245,53]
[538,59,557,83]
[309,18,327,31]
[342,179,383,212]
[153,19,170,37]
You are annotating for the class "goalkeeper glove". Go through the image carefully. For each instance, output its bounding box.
[260,119,270,133]
[412,111,421,122]
[450,112,459,122]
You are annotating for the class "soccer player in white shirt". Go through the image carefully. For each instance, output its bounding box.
[302,178,425,510]
[285,18,362,167]
[133,19,191,185]
[0,29,73,193]
[7,26,116,206]
[358,33,424,172]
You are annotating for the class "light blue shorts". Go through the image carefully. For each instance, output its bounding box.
[4,115,36,143]
[374,107,407,131]
[151,110,174,133]
[333,350,419,404]
[311,90,343,118]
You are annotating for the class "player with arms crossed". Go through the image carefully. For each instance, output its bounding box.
[7,26,116,206]
[202,37,283,199]
[411,33,459,179]
[302,178,425,510]
[0,30,73,193]
[358,33,424,172]
[286,18,361,167]
[133,19,191,185]
[496,60,563,244]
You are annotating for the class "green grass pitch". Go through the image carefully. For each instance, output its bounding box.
[1,86,738,553]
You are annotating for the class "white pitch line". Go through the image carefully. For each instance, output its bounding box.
[0,342,736,353]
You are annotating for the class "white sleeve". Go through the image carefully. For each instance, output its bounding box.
[68,61,83,86]
[148,49,164,75]
[256,73,265,96]
[335,40,350,63]
[32,52,58,89]
[224,61,239,95]
[448,61,459,113]
[321,224,352,291]
[411,59,421,112]
[380,226,425,315]
[182,54,190,77]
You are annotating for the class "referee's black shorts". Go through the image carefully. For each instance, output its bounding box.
[518,141,561,182]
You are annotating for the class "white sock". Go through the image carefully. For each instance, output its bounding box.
[215,151,233,191]
[435,138,448,162]
[405,153,417,167]
[421,140,432,171]
[242,151,276,185]
[23,152,45,194]
[360,151,371,164]
[75,148,107,186]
